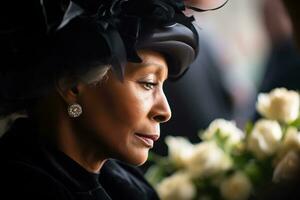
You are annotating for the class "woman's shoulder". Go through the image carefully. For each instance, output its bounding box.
[100,159,159,200]
[0,121,73,199]
[0,160,73,199]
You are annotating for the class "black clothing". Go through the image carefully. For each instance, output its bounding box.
[0,118,159,200]
[252,38,300,121]
[260,38,300,93]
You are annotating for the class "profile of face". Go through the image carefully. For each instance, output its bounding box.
[75,50,171,165]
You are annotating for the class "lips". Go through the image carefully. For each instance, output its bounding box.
[134,133,159,148]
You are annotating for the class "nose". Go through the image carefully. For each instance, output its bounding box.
[150,90,172,123]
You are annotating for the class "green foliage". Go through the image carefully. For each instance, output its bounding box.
[290,116,300,128]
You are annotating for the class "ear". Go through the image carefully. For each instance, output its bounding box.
[55,77,85,104]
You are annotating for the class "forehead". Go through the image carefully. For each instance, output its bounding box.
[137,50,166,64]
[124,50,168,77]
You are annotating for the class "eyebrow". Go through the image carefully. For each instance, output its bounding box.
[139,62,168,80]
[140,62,165,69]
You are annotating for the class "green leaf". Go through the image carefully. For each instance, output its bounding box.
[213,129,229,149]
[147,151,177,177]
[244,161,263,184]
[289,116,300,128]
[245,121,254,137]
[193,177,222,200]
[243,156,273,188]
[145,165,165,186]
[231,151,254,169]
[147,151,165,163]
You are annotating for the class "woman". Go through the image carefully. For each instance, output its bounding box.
[0,0,200,199]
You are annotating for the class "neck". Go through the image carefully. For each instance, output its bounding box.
[33,94,107,173]
[55,116,107,173]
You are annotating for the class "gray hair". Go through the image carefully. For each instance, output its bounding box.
[80,64,111,85]
[58,64,112,91]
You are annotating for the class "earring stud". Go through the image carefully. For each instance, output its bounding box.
[68,103,82,118]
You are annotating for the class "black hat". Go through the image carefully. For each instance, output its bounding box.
[0,0,227,115]
[1,0,199,80]
[57,0,201,80]
[138,23,198,80]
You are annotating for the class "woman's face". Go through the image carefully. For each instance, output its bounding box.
[78,50,171,165]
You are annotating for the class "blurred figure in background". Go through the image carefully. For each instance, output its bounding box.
[251,0,300,121]
[192,0,269,128]
[282,0,300,46]
[252,0,300,199]
[258,0,300,93]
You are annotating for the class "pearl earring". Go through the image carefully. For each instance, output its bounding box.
[68,103,82,118]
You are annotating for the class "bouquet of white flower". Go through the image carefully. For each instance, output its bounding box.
[145,88,300,200]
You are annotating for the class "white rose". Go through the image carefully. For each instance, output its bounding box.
[247,119,283,159]
[165,136,195,167]
[201,119,244,145]
[156,172,196,200]
[273,150,300,183]
[185,141,232,177]
[278,127,300,158]
[256,88,300,123]
[220,171,252,200]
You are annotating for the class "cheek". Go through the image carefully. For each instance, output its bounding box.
[111,102,150,136]
[80,85,152,135]
[101,84,152,127]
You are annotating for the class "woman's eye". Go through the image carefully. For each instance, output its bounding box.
[141,82,157,90]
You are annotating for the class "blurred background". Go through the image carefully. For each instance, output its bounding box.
[153,0,298,155]
[192,0,268,125]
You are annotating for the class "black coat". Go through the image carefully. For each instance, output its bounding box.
[0,118,159,200]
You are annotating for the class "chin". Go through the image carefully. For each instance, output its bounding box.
[122,148,149,166]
